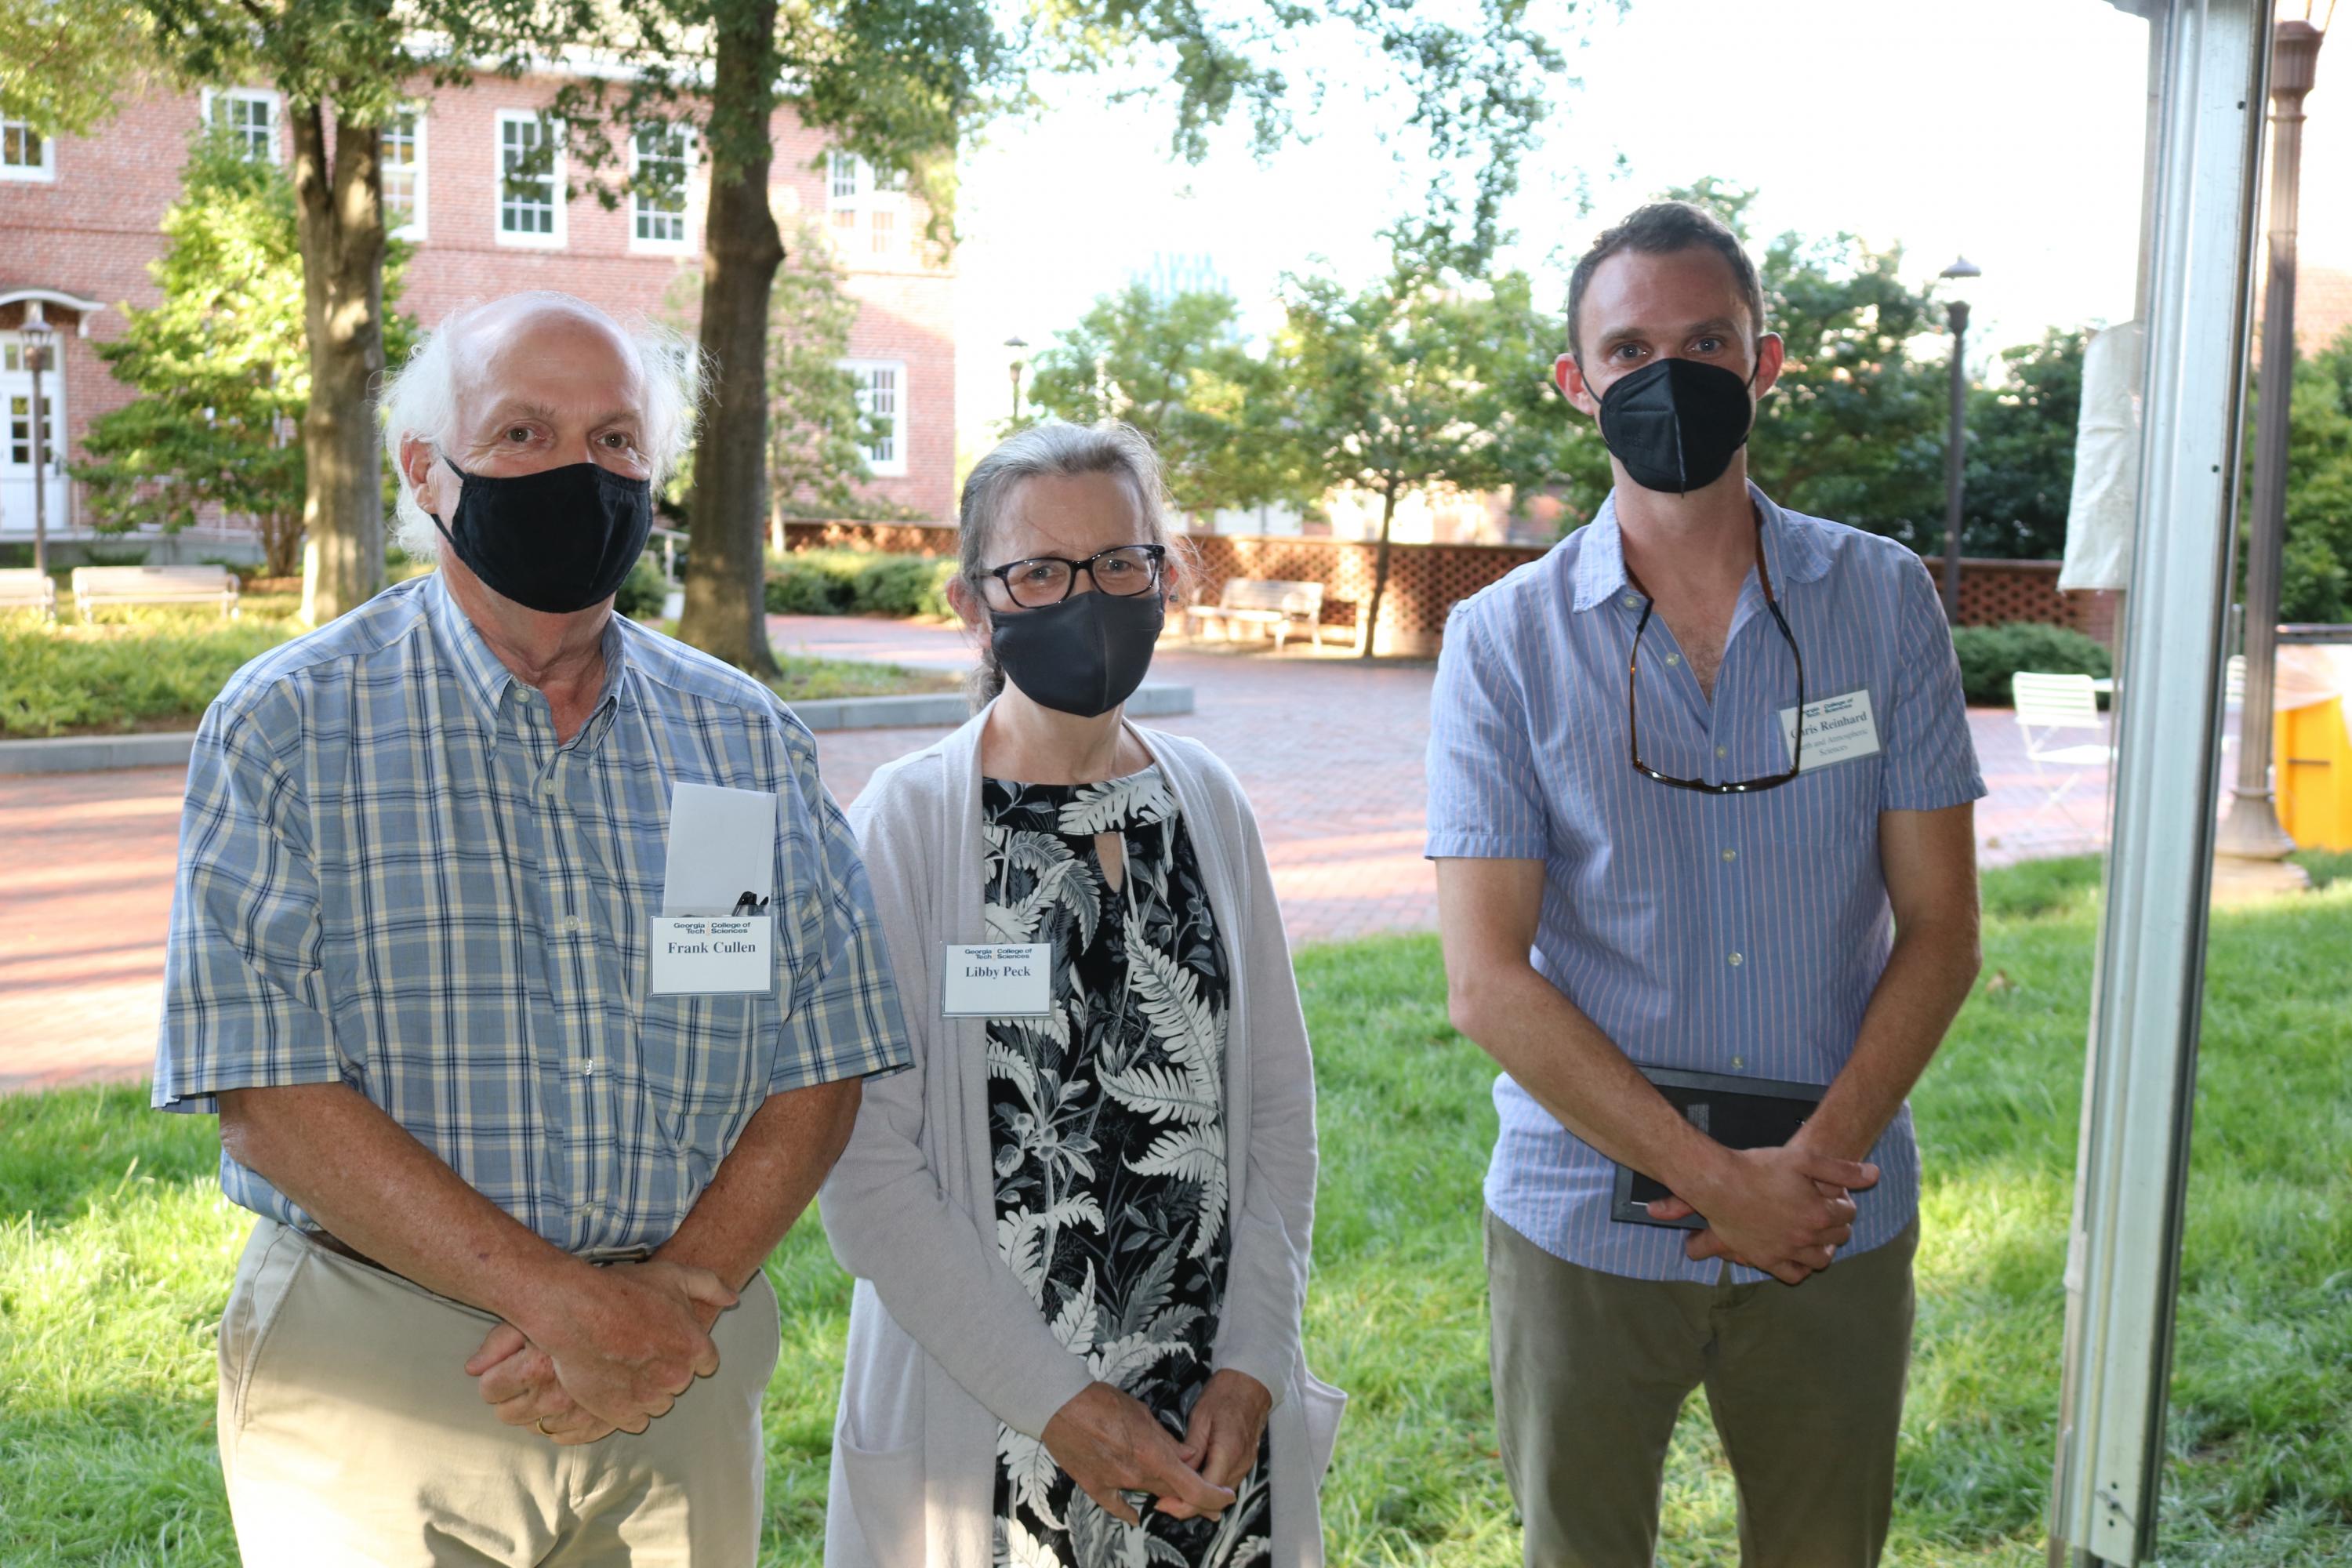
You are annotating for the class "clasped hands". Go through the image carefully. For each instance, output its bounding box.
[1040,1369,1271,1527]
[465,1258,738,1446]
[1644,1131,1881,1286]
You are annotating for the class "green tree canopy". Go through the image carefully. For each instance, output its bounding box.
[2278,325,2352,623]
[1024,285,1305,518]
[71,129,415,578]
[1962,328,2084,560]
[1276,255,1566,652]
[755,224,896,528]
[0,0,154,134]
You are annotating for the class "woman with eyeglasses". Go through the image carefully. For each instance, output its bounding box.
[818,422,1345,1568]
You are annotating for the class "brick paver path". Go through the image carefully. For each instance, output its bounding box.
[2,614,2158,1091]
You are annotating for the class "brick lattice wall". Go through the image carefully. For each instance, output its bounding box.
[777,521,2118,652]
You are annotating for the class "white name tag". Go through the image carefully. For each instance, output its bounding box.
[649,916,772,995]
[1779,688,1883,772]
[942,943,1053,1018]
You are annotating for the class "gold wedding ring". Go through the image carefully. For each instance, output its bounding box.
[536,1417,557,1436]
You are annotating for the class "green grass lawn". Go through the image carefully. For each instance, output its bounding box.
[2,858,2347,1565]
[0,589,948,738]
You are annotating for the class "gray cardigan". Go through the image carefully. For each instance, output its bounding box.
[818,706,1344,1567]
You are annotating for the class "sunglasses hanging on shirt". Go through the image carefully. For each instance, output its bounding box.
[1625,525,1806,793]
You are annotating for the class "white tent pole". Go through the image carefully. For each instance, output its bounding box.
[2046,2,2270,1564]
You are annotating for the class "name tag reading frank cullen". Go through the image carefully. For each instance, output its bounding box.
[650,916,773,995]
[1778,688,1884,774]
[942,944,1053,1018]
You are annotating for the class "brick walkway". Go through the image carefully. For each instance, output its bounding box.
[1,613,2151,1092]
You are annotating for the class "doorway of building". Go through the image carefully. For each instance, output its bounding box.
[0,334,69,543]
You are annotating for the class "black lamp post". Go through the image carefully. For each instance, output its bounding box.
[1004,335,1029,425]
[1937,256,1981,622]
[20,313,56,579]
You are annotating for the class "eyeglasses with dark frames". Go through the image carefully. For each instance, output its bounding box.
[1627,536,1805,793]
[983,543,1167,608]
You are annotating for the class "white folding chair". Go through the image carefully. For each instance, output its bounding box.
[2012,671,2117,836]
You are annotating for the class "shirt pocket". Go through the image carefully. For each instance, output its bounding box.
[637,993,774,1152]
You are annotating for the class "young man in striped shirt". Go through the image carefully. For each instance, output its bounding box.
[1428,203,1985,1566]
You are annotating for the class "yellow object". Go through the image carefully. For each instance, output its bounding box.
[2277,695,2352,851]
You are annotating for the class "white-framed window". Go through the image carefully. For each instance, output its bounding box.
[495,110,564,247]
[841,359,907,477]
[201,88,280,163]
[382,106,425,238]
[630,122,692,252]
[825,151,906,260]
[0,119,56,182]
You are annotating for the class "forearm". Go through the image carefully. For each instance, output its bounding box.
[1805,919,1982,1160]
[1452,960,1732,1198]
[218,1083,586,1332]
[653,1078,862,1293]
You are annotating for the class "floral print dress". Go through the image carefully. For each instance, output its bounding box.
[982,765,1273,1568]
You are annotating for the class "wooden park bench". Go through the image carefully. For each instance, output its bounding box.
[71,564,241,620]
[0,568,58,622]
[1184,577,1350,653]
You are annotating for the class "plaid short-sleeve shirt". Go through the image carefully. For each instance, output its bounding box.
[1426,485,1985,1283]
[155,572,912,1257]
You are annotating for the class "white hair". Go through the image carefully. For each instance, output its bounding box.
[378,291,705,559]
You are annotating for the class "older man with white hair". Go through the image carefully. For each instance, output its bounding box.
[154,290,911,1565]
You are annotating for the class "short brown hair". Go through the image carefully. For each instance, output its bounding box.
[1565,202,1766,361]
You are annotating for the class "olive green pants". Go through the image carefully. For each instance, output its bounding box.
[1484,1207,1917,1568]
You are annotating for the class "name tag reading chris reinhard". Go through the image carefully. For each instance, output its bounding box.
[649,916,773,995]
[1778,688,1883,773]
[942,944,1052,1018]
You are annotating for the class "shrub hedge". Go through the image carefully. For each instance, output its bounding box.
[764,550,955,619]
[1949,621,2113,706]
[1,615,295,737]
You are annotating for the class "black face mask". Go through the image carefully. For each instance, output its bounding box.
[1595,356,1761,495]
[430,456,654,615]
[989,590,1164,718]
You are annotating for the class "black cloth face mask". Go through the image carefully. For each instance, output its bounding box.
[989,589,1164,718]
[430,456,655,615]
[1594,355,1761,495]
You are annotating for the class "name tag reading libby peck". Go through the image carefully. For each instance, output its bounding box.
[1778,688,1883,773]
[650,916,773,995]
[942,943,1053,1018]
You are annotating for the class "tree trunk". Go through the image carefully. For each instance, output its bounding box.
[1359,483,1399,658]
[677,0,785,676]
[290,98,389,625]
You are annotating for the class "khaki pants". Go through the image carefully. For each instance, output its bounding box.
[217,1218,781,1567]
[1484,1208,1916,1568]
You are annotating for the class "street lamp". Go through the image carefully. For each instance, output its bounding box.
[1004,335,1029,425]
[2218,13,2328,870]
[1936,256,1980,622]
[20,312,56,579]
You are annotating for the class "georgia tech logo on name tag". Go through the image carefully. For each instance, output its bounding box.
[1778,688,1883,773]
[942,943,1053,1018]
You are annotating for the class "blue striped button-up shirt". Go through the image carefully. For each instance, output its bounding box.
[1425,485,1984,1283]
[155,572,912,1257]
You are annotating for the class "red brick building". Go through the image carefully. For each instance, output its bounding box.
[0,76,956,557]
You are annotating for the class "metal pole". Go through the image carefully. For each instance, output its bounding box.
[1942,299,1971,621]
[27,343,49,580]
[2216,17,2325,863]
[2046,1,2270,1562]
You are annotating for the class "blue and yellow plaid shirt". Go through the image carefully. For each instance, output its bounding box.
[155,572,912,1257]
